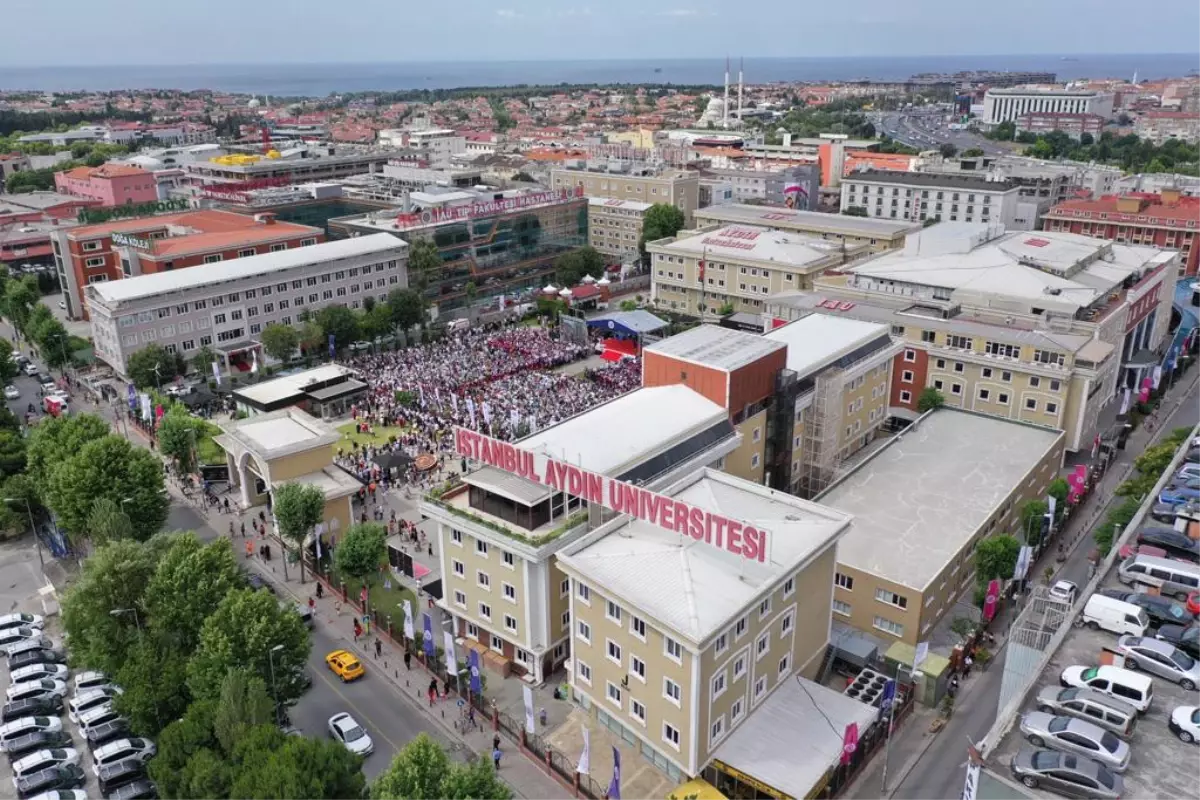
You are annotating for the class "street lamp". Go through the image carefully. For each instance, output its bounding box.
[5,496,45,571]
[109,606,143,634]
[267,644,284,727]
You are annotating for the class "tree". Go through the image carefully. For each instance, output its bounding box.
[298,320,324,356]
[962,147,985,158]
[34,318,73,369]
[231,731,367,800]
[260,323,299,364]
[372,733,511,800]
[387,289,426,332]
[85,497,132,545]
[272,482,324,582]
[974,534,1021,584]
[938,142,958,159]
[1018,499,1050,545]
[187,588,311,704]
[1078,132,1094,146]
[127,343,186,389]
[193,345,219,376]
[360,302,393,341]
[115,636,193,737]
[213,670,275,756]
[26,412,110,486]
[0,337,19,383]
[638,203,686,264]
[47,435,169,542]
[0,429,25,478]
[917,387,945,412]
[407,239,442,294]
[1047,477,1069,521]
[176,747,234,800]
[60,538,160,675]
[148,699,220,799]
[144,533,243,653]
[335,523,387,583]
[157,405,209,473]
[316,305,361,352]
[553,246,605,287]
[1,277,38,338]
[842,206,869,217]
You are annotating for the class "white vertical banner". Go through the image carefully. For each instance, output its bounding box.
[211,360,222,385]
[577,726,591,775]
[1013,545,1033,581]
[402,599,415,641]
[139,393,152,422]
[913,641,930,672]
[1152,365,1163,389]
[443,631,457,673]
[523,685,536,735]
[450,393,458,413]
[250,349,259,374]
[1119,386,1132,415]
[962,761,981,800]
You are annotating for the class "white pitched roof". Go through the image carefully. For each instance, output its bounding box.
[764,314,891,376]
[660,224,845,268]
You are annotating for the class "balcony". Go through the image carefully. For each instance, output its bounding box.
[425,479,588,549]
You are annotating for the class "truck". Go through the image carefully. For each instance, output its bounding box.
[42,394,69,418]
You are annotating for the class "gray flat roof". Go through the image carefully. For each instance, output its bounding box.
[234,365,359,406]
[643,324,785,372]
[843,170,1019,191]
[88,234,405,305]
[818,409,1062,591]
[694,204,919,238]
[764,314,892,377]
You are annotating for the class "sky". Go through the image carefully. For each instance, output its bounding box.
[3,0,1198,66]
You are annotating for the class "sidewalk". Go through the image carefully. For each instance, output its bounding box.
[75,393,572,800]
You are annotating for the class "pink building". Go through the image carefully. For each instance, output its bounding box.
[54,164,159,207]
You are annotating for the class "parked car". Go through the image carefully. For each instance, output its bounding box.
[1160,486,1200,507]
[6,681,68,705]
[1059,665,1154,712]
[1177,463,1200,482]
[0,629,49,657]
[71,671,110,695]
[1189,591,1200,616]
[1155,623,1199,659]
[24,789,87,800]
[14,764,85,800]
[106,778,158,800]
[1115,635,1200,690]
[3,637,55,661]
[1,698,63,724]
[1170,705,1200,744]
[1009,747,1123,799]
[96,756,147,796]
[21,363,39,377]
[6,650,67,674]
[91,737,156,775]
[1136,527,1200,563]
[1019,712,1130,772]
[83,719,131,753]
[2,386,18,401]
[9,665,69,686]
[3,731,71,762]
[0,717,63,751]
[244,573,275,595]
[11,748,81,782]
[77,707,124,736]
[1049,580,1078,604]
[327,712,373,756]
[67,687,122,723]
[0,614,44,632]
[1033,686,1138,738]
[1098,589,1195,628]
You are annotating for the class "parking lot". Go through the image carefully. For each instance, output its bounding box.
[990,568,1200,800]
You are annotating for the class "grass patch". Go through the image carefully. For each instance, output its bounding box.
[318,554,418,630]
[335,422,408,451]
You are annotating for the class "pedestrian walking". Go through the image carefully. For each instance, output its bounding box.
[308,595,316,614]
[229,521,235,537]
[245,540,253,559]
[492,747,501,770]
[240,522,246,538]
[493,734,500,752]
[403,651,412,670]
[375,638,382,658]
[428,678,438,707]
[353,619,362,642]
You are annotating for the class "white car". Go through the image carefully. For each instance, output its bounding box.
[11,747,81,782]
[1170,706,1200,744]
[0,613,43,631]
[22,363,39,376]
[9,663,69,686]
[0,716,63,748]
[2,386,17,400]
[1049,580,1078,604]
[67,687,122,723]
[72,670,110,695]
[327,712,373,756]
[2,634,54,659]
[6,679,68,703]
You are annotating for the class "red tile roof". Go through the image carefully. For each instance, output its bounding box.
[1048,193,1200,222]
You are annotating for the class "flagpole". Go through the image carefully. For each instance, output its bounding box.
[879,655,908,793]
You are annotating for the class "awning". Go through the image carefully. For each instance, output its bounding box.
[586,310,668,337]
[214,339,261,355]
[668,779,726,800]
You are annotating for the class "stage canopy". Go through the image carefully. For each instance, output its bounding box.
[586,310,668,338]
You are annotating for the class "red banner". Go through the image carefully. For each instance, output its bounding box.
[983,579,1001,622]
[840,723,859,765]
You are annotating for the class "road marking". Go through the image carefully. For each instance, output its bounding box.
[313,665,403,753]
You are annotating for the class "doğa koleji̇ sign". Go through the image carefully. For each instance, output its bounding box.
[454,427,770,562]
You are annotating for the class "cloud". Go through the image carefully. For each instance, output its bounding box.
[495,9,520,17]
[657,8,701,15]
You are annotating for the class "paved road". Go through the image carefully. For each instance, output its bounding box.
[891,375,1200,799]
[877,111,1010,156]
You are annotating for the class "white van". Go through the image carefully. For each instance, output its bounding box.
[1060,665,1154,713]
[1081,594,1151,637]
[1117,554,1200,601]
[446,318,470,333]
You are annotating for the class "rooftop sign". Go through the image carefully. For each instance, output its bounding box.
[77,198,187,225]
[395,186,584,229]
[111,232,153,250]
[454,427,769,563]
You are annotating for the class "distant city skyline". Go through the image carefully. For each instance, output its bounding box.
[4,0,1198,68]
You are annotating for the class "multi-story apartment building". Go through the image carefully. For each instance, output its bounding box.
[52,209,324,321]
[586,197,650,261]
[982,88,1114,127]
[54,164,159,207]
[919,155,1122,209]
[1015,112,1106,141]
[550,164,699,224]
[700,165,820,209]
[1133,111,1200,145]
[820,409,1065,646]
[841,170,1027,229]
[647,224,863,318]
[767,223,1179,452]
[557,468,852,782]
[1043,187,1200,276]
[85,233,407,376]
[694,204,918,253]
[421,385,743,684]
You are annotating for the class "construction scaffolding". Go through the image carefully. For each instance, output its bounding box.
[796,369,845,499]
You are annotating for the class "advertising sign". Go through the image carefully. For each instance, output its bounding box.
[111,232,153,250]
[983,578,1001,622]
[453,427,771,562]
[395,187,583,229]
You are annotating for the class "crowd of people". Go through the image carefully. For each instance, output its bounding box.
[335,326,641,484]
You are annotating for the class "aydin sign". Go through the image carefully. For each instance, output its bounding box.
[453,427,770,562]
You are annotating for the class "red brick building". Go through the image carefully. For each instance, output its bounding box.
[1042,188,1199,276]
[51,209,324,320]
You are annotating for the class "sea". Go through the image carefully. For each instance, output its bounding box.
[1,53,1197,96]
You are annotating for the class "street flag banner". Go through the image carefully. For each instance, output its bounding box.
[402,599,415,641]
[482,401,493,425]
[879,678,897,723]
[1013,545,1033,581]
[1152,365,1163,389]
[443,631,457,675]
[1138,376,1152,404]
[523,685,536,735]
[962,741,985,800]
[466,397,477,428]
[1119,386,1132,416]
[1046,495,1057,526]
[577,726,590,775]
[419,384,426,406]
[840,722,858,765]
[328,333,336,360]
[608,746,621,800]
[139,393,152,422]
[126,383,137,410]
[422,613,435,660]
[510,408,520,431]
[468,650,482,695]
[450,393,458,413]
[983,578,1001,622]
[913,641,929,672]
[211,361,222,385]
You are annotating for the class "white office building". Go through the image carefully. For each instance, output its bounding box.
[982,88,1114,127]
[86,234,408,377]
[841,170,1028,229]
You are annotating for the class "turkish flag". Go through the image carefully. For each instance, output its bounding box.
[840,722,859,765]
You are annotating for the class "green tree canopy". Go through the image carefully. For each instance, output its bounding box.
[114,635,192,737]
[260,323,300,364]
[917,387,945,412]
[387,288,426,331]
[187,588,311,704]
[85,497,132,545]
[272,481,324,582]
[407,239,442,293]
[315,305,361,352]
[213,669,275,756]
[842,206,869,217]
[157,405,210,473]
[127,343,186,389]
[46,434,169,542]
[371,733,511,800]
[0,337,18,384]
[1018,499,1050,545]
[230,730,367,800]
[26,412,110,487]
[974,534,1021,584]
[0,429,26,478]
[335,522,387,583]
[148,699,220,799]
[638,203,687,265]
[2,277,39,336]
[553,245,605,287]
[938,143,958,159]
[145,533,243,653]
[193,345,219,375]
[962,147,985,158]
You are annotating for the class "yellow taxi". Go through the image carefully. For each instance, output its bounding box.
[325,650,365,682]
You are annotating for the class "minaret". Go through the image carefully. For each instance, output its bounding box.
[737,57,744,127]
[723,57,730,129]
